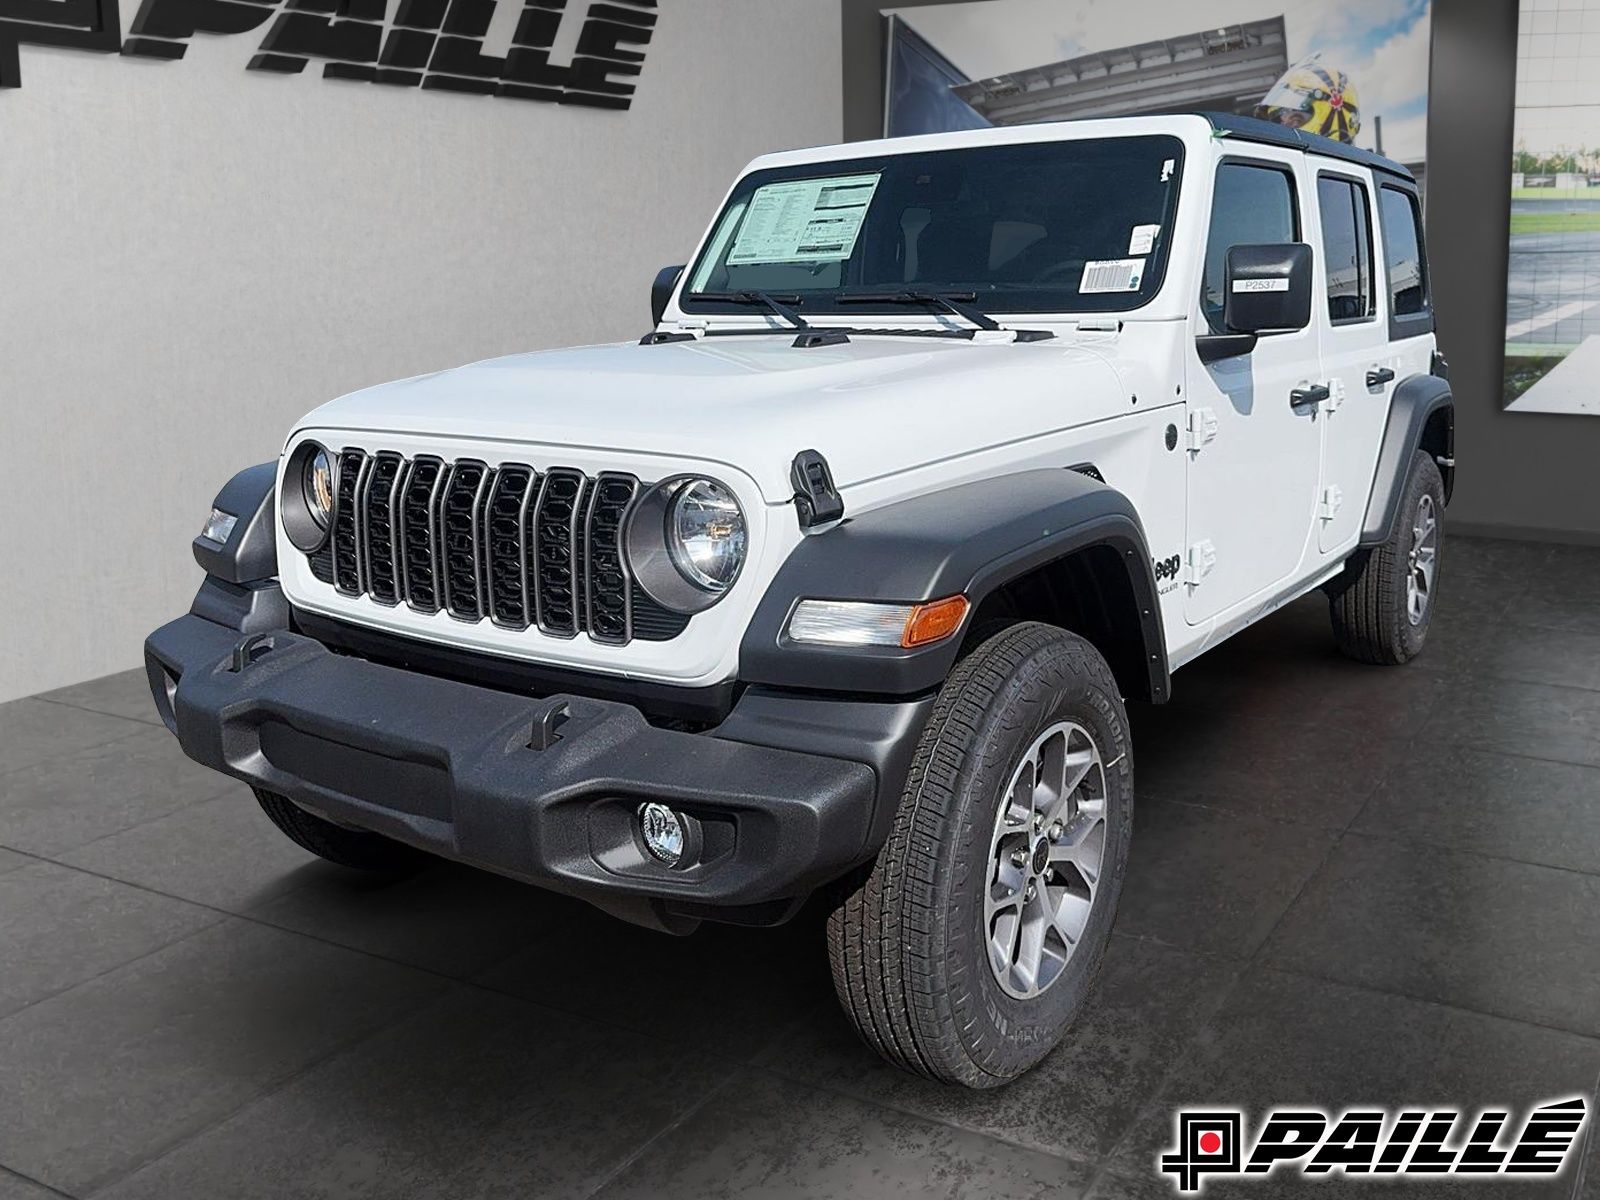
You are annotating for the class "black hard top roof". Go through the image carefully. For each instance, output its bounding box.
[1196,111,1416,184]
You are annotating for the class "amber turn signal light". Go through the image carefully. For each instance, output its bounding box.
[902,595,970,648]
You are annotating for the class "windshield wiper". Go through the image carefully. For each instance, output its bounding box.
[838,290,1054,342]
[694,291,810,330]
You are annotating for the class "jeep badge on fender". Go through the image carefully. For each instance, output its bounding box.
[146,112,1451,1089]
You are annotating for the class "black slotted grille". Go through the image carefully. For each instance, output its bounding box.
[303,448,687,646]
[363,453,404,605]
[586,474,637,644]
[487,465,537,628]
[332,449,367,596]
[442,461,491,621]
[534,469,585,637]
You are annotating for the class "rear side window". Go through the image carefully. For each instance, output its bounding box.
[1317,176,1374,322]
[1202,162,1298,332]
[1379,186,1429,318]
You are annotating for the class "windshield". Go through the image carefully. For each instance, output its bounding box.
[681,135,1185,317]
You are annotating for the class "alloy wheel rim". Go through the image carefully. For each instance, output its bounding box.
[1406,493,1438,627]
[983,720,1108,1001]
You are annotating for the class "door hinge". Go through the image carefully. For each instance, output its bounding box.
[1318,485,1344,521]
[1324,379,1345,413]
[1186,540,1217,586]
[1186,408,1219,453]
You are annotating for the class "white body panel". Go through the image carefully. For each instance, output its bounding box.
[274,115,1435,690]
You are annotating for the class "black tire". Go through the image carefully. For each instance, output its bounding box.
[1328,450,1445,665]
[254,788,425,873]
[826,622,1134,1088]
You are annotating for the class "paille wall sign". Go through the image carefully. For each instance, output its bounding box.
[0,0,656,107]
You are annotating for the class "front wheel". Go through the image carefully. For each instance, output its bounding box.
[826,622,1134,1088]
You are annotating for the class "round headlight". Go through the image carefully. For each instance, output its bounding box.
[281,441,335,554]
[304,447,335,530]
[667,479,746,593]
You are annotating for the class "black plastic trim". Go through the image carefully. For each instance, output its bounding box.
[740,470,1169,702]
[1360,373,1453,546]
[192,462,278,585]
[1199,111,1416,182]
[142,618,890,912]
[293,608,737,725]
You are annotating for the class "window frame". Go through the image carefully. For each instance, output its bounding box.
[1377,182,1433,341]
[1200,155,1303,335]
[1315,170,1378,328]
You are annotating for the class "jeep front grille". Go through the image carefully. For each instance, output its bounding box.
[306,448,689,644]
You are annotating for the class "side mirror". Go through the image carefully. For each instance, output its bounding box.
[1224,243,1314,334]
[651,265,685,327]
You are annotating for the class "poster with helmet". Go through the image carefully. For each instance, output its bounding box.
[1504,0,1600,416]
[881,1,1430,185]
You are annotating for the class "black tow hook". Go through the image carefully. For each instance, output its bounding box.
[229,633,278,673]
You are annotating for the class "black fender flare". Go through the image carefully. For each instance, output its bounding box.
[1361,374,1453,547]
[191,462,278,584]
[739,469,1170,702]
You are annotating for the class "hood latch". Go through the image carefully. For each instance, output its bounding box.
[791,450,845,531]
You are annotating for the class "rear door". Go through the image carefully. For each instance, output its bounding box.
[1313,168,1392,553]
[1184,152,1324,625]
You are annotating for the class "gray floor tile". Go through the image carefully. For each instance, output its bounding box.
[1423,621,1600,692]
[1418,679,1600,769]
[1539,543,1600,594]
[0,848,28,876]
[0,862,221,1019]
[1436,537,1553,622]
[0,728,233,856]
[248,861,566,979]
[0,698,149,777]
[1133,706,1412,829]
[1353,743,1600,875]
[61,792,316,914]
[97,986,737,1200]
[477,900,835,1062]
[1581,1126,1599,1200]
[762,935,1239,1164]
[1109,967,1600,1198]
[0,1169,61,1200]
[36,668,163,727]
[1263,835,1600,1037]
[1515,593,1600,639]
[1112,799,1336,958]
[596,1069,1094,1200]
[0,919,447,1195]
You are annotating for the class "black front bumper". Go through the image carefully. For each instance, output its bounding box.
[146,608,930,924]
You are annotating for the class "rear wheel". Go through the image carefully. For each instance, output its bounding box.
[1328,450,1444,665]
[254,788,425,873]
[826,622,1134,1087]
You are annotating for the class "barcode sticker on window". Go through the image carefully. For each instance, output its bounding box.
[1080,258,1145,294]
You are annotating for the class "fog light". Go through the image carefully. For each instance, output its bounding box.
[639,802,686,866]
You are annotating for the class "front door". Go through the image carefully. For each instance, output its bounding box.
[1184,153,1324,625]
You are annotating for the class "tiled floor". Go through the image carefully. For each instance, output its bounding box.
[1,534,1597,1198]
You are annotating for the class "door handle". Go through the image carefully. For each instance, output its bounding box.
[1366,368,1396,389]
[1290,384,1330,410]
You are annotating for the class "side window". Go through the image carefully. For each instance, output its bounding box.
[1202,162,1299,332]
[1316,176,1374,323]
[1379,186,1429,318]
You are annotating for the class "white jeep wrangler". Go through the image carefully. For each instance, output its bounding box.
[148,113,1453,1088]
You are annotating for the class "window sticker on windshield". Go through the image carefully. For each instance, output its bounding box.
[1128,224,1161,256]
[726,173,881,265]
[1081,258,1146,293]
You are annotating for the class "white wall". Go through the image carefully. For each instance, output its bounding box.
[0,1,842,702]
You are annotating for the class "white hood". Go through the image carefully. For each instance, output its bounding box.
[296,333,1129,502]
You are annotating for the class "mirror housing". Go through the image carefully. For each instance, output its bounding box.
[1223,242,1314,334]
[651,265,685,327]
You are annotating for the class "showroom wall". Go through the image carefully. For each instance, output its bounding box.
[0,1,842,703]
[845,0,1600,546]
